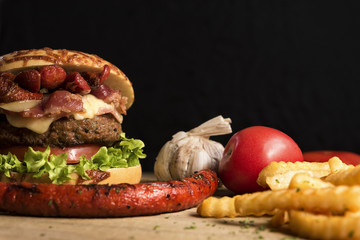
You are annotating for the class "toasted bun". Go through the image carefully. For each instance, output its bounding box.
[0,48,134,109]
[0,165,142,185]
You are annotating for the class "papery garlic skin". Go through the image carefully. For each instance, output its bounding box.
[154,116,232,181]
[153,141,173,181]
[154,132,187,181]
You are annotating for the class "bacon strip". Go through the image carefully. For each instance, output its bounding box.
[0,72,43,103]
[1,69,124,122]
[43,90,83,116]
[96,106,123,123]
[18,90,123,122]
[21,91,83,118]
[91,84,127,115]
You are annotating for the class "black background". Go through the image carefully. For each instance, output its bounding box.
[1,1,360,171]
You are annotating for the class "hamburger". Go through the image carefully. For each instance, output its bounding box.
[0,48,145,185]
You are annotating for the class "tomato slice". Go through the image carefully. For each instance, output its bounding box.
[303,150,360,166]
[0,145,101,164]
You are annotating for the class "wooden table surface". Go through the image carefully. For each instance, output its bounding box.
[0,173,303,240]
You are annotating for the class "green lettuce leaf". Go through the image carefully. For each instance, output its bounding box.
[46,153,73,185]
[0,133,146,185]
[24,147,50,174]
[74,156,94,180]
[0,152,25,177]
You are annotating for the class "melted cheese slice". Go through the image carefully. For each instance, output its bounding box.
[5,95,119,134]
[6,114,55,134]
[73,95,114,120]
[0,100,41,112]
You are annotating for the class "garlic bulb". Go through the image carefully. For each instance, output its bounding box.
[154,115,232,181]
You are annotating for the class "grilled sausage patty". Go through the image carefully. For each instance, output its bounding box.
[0,169,218,217]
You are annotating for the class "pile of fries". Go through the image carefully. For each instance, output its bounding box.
[197,157,360,240]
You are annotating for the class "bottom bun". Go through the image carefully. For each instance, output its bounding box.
[0,165,142,185]
[78,165,142,185]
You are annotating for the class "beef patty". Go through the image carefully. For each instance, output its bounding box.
[0,114,122,148]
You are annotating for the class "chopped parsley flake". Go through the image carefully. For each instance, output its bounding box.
[239,217,255,228]
[258,225,266,231]
[184,225,197,230]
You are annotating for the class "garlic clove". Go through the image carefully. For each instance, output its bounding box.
[154,141,173,181]
[202,139,224,162]
[154,131,189,181]
[188,139,224,176]
[189,148,217,176]
[168,136,195,180]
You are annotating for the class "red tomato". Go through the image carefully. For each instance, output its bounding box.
[303,150,360,165]
[218,126,303,194]
[0,144,101,164]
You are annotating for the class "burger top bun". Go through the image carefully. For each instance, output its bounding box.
[0,48,134,109]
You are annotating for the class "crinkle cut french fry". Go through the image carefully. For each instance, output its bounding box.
[270,210,289,228]
[345,211,360,217]
[289,210,360,240]
[325,164,360,186]
[328,157,354,173]
[197,196,239,218]
[257,161,331,190]
[197,196,276,218]
[234,186,360,216]
[288,172,334,190]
